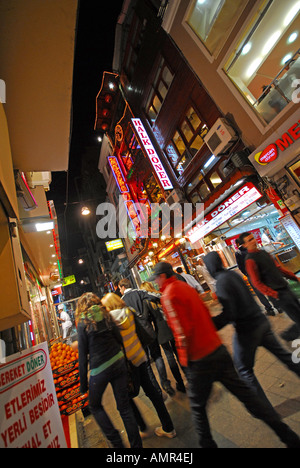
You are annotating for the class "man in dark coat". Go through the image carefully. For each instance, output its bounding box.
[203,251,300,410]
[239,231,300,341]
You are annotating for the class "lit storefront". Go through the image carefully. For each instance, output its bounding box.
[186,178,300,274]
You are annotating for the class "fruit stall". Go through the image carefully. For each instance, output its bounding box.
[49,341,88,447]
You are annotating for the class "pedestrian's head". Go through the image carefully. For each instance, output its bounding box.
[148,262,174,289]
[176,267,183,274]
[75,292,106,329]
[140,281,157,293]
[239,232,257,251]
[101,293,126,312]
[118,278,131,295]
[58,304,64,313]
[203,251,224,279]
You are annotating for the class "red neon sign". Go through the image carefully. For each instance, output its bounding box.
[108,156,130,194]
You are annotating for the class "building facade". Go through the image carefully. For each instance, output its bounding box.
[96,0,300,284]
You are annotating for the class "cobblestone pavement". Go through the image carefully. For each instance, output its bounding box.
[76,299,300,449]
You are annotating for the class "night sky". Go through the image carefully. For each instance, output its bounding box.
[47,0,124,264]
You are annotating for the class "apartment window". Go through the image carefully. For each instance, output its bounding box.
[187,158,225,204]
[145,57,174,124]
[224,0,300,124]
[124,16,147,80]
[186,0,244,56]
[165,106,208,177]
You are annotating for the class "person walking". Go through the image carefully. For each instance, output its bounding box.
[148,261,300,448]
[203,251,300,410]
[101,293,176,439]
[235,238,276,316]
[75,292,142,449]
[239,231,300,341]
[175,267,204,293]
[118,278,174,396]
[140,281,186,393]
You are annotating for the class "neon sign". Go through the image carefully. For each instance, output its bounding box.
[108,156,129,194]
[131,118,173,190]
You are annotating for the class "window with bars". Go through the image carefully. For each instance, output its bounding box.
[165,106,209,177]
[145,57,174,124]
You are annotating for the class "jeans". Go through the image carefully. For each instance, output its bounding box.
[185,345,300,448]
[137,361,174,433]
[161,340,185,386]
[269,287,300,340]
[148,339,171,388]
[89,358,142,448]
[233,317,300,409]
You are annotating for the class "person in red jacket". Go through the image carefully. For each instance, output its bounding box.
[149,261,300,448]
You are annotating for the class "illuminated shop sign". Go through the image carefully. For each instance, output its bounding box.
[131,118,173,190]
[108,156,130,194]
[187,182,263,244]
[105,239,124,251]
[254,120,300,166]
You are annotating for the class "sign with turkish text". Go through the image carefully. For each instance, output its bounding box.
[131,118,173,190]
[0,342,67,448]
[187,183,263,244]
[280,214,300,251]
[108,156,130,194]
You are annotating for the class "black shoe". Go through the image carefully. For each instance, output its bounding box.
[162,383,175,397]
[176,382,186,393]
[265,309,276,316]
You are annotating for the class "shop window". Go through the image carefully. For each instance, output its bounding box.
[224,0,300,124]
[186,0,245,56]
[165,107,208,178]
[145,57,174,125]
[145,174,164,203]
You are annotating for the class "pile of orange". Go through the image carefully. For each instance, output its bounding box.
[50,342,78,370]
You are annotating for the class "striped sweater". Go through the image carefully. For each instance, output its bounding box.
[109,307,147,367]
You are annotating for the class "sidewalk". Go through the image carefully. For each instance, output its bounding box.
[75,301,300,449]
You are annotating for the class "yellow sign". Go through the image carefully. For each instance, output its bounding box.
[105,239,123,251]
[62,275,76,287]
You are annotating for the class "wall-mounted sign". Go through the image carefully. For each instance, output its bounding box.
[105,239,124,251]
[187,182,263,244]
[131,118,173,190]
[62,275,76,287]
[254,120,300,166]
[108,156,130,194]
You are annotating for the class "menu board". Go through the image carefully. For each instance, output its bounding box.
[280,214,300,251]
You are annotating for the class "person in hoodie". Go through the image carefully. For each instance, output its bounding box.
[203,251,300,409]
[75,292,142,449]
[101,292,176,440]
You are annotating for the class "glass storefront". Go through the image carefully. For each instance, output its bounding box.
[203,201,300,274]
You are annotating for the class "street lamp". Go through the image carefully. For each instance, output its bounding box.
[81,206,91,216]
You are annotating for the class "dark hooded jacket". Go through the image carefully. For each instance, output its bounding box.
[203,251,266,333]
